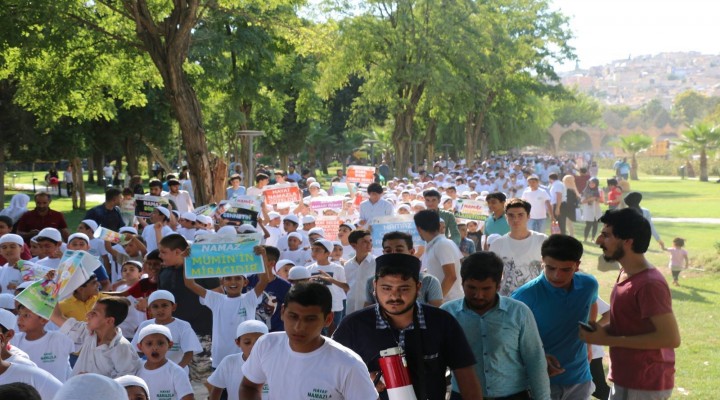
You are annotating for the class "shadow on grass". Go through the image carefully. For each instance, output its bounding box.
[670,284,718,304]
[645,190,702,200]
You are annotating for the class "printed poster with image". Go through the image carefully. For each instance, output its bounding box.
[17,260,53,282]
[263,183,302,205]
[185,233,265,279]
[315,216,341,241]
[133,195,170,218]
[217,197,261,226]
[455,199,489,221]
[193,203,218,217]
[309,196,345,211]
[346,166,376,185]
[369,214,424,249]
[14,279,57,320]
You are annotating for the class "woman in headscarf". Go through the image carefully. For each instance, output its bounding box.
[0,193,30,226]
[580,178,603,242]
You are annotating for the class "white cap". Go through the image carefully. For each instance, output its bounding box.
[486,233,502,247]
[339,222,356,230]
[236,320,269,339]
[114,375,150,398]
[81,219,99,232]
[288,266,311,281]
[36,227,62,243]
[0,234,24,246]
[314,239,333,253]
[287,232,302,241]
[0,293,14,310]
[268,211,281,220]
[197,215,213,225]
[68,232,90,244]
[332,240,343,248]
[148,290,175,305]
[283,215,300,225]
[216,226,238,236]
[238,224,257,233]
[302,215,316,224]
[308,227,325,237]
[309,182,321,189]
[180,212,197,222]
[397,204,412,213]
[0,308,15,330]
[119,226,138,235]
[54,373,127,400]
[274,259,295,273]
[137,323,173,343]
[155,206,171,219]
[122,260,143,271]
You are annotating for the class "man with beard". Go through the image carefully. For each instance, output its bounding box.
[333,253,482,400]
[580,208,680,400]
[442,251,550,399]
[16,192,70,242]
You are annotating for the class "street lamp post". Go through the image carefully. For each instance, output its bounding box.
[363,139,380,166]
[236,130,265,182]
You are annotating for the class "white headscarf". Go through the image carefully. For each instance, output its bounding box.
[0,193,30,224]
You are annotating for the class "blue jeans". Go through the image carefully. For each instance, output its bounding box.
[529,218,546,233]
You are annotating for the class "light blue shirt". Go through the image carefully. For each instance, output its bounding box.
[442,296,550,398]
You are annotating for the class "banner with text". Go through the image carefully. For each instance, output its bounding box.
[369,215,424,249]
[193,203,218,217]
[309,196,345,211]
[134,195,170,218]
[185,233,265,279]
[217,197,262,226]
[263,183,302,205]
[455,199,489,221]
[346,166,376,185]
[315,216,341,241]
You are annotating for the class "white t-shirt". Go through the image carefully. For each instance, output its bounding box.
[142,224,174,253]
[591,298,611,360]
[0,362,63,399]
[280,248,312,267]
[208,353,269,400]
[132,318,202,373]
[521,188,552,220]
[489,231,547,296]
[0,264,21,294]
[203,290,261,368]
[423,234,463,302]
[13,331,74,382]
[115,283,147,339]
[264,226,282,247]
[549,180,566,205]
[136,360,194,400]
[343,255,375,315]
[164,191,194,213]
[6,352,37,367]
[242,333,377,400]
[306,262,347,312]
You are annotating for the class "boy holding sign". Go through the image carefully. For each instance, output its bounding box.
[183,245,273,370]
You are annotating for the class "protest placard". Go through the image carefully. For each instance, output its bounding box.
[263,183,302,205]
[315,216,341,241]
[193,203,217,217]
[331,182,354,195]
[309,196,345,211]
[14,279,57,320]
[133,195,170,218]
[54,250,102,300]
[369,215,424,249]
[185,233,265,279]
[217,197,261,226]
[346,165,376,185]
[455,199,489,221]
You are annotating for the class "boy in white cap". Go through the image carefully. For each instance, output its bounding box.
[263,211,282,247]
[49,296,140,377]
[53,373,127,400]
[115,374,150,400]
[13,303,74,381]
[183,246,272,370]
[140,206,174,253]
[135,324,194,400]
[103,229,147,284]
[0,311,62,399]
[306,239,348,334]
[131,290,202,372]
[66,232,112,291]
[275,214,303,252]
[274,259,295,281]
[34,227,64,269]
[208,320,269,400]
[176,212,198,241]
[280,232,311,267]
[0,234,25,293]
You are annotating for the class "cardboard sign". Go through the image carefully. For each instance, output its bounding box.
[134,195,170,218]
[185,233,265,279]
[217,197,261,226]
[309,196,345,211]
[369,215,424,249]
[264,183,302,205]
[315,216,341,241]
[455,199,489,221]
[331,182,353,195]
[346,166,376,185]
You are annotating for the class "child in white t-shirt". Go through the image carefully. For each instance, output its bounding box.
[12,303,74,382]
[113,261,147,341]
[208,320,269,400]
[0,234,24,293]
[306,239,348,334]
[280,232,312,266]
[183,246,272,369]
[135,324,194,400]
[131,290,202,372]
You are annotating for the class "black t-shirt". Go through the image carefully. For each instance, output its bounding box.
[157,266,219,336]
[84,204,125,232]
[333,304,476,400]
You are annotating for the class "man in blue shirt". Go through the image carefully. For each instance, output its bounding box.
[443,251,550,400]
[512,234,598,400]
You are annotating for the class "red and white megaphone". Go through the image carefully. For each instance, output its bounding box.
[378,347,418,400]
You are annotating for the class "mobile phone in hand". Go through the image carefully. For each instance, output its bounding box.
[579,321,596,332]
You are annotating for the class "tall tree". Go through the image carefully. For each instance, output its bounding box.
[676,123,720,182]
[615,134,653,180]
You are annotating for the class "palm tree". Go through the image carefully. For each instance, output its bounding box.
[615,134,653,180]
[676,123,720,182]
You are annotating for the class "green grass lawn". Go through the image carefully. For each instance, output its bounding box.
[3,189,102,230]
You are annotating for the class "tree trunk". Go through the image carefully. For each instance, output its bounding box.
[87,155,95,184]
[467,93,496,164]
[630,153,639,180]
[700,148,708,182]
[425,119,437,168]
[93,150,104,186]
[392,111,413,179]
[0,144,5,209]
[72,157,86,210]
[125,136,140,177]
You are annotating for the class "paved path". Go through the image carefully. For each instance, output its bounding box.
[10,183,106,203]
[653,217,720,224]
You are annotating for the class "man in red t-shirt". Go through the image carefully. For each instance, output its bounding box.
[16,192,69,242]
[581,208,680,400]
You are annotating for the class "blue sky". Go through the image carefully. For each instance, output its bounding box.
[552,0,720,70]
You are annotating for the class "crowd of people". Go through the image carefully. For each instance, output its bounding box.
[0,153,682,400]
